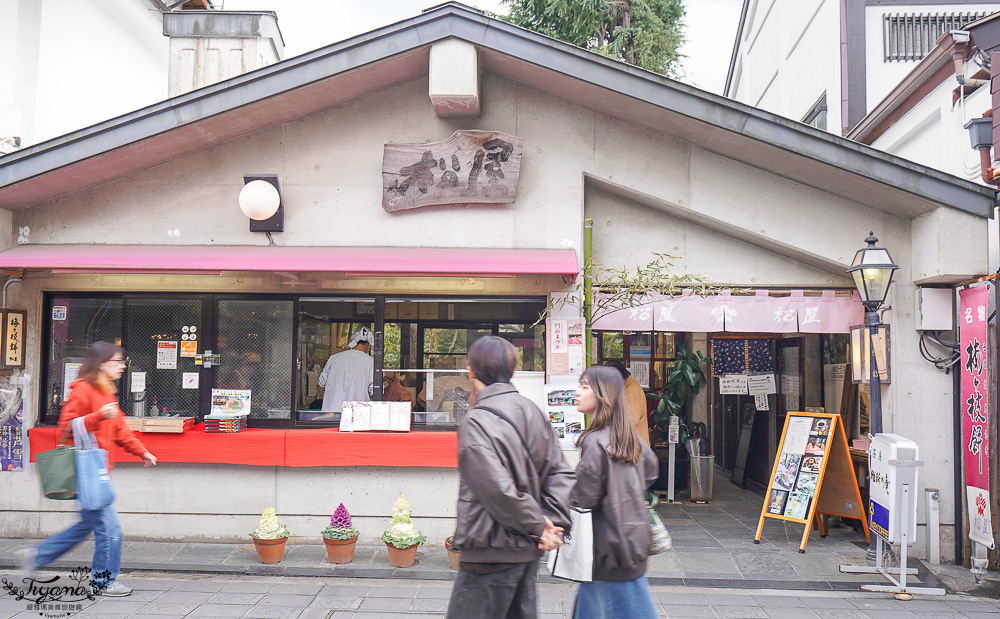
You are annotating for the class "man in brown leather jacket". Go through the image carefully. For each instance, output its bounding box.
[447,336,574,619]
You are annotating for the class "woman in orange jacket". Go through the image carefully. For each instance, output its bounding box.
[19,342,157,597]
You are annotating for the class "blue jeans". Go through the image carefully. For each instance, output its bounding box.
[32,502,122,586]
[573,576,657,619]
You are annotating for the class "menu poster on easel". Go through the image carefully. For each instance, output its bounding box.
[755,412,869,552]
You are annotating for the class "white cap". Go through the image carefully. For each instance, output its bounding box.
[349,326,373,348]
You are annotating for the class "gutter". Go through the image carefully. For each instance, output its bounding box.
[723,0,751,98]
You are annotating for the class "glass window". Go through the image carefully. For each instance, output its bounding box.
[121,297,202,418]
[215,299,294,421]
[44,296,123,423]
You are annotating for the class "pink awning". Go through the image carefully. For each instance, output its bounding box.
[593,290,863,334]
[0,245,579,277]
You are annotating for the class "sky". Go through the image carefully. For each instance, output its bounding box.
[221,0,745,95]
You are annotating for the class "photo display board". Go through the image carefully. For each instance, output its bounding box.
[755,412,868,552]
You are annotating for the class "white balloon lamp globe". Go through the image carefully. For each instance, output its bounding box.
[239,180,280,220]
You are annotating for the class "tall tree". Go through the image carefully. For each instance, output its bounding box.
[501,0,685,76]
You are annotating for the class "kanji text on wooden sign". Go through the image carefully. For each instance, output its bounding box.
[382,130,523,212]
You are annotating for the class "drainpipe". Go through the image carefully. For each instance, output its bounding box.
[2,275,22,309]
[949,31,990,90]
[584,218,593,370]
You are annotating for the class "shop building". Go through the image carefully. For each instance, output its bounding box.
[0,3,992,550]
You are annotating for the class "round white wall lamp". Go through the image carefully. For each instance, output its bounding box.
[239,179,280,220]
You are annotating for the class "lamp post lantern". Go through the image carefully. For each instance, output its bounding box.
[847,233,897,565]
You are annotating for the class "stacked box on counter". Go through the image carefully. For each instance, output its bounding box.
[124,417,195,433]
[203,413,249,433]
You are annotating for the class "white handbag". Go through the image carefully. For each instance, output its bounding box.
[546,506,594,583]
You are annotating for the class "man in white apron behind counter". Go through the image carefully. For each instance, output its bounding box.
[318,326,374,413]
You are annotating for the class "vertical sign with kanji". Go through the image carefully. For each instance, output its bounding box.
[960,284,994,548]
[3,310,25,367]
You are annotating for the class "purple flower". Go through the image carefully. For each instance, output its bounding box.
[330,503,353,529]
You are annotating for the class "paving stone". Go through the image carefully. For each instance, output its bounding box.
[187,603,253,617]
[657,592,708,605]
[244,605,305,618]
[170,580,229,592]
[365,585,416,598]
[731,553,798,576]
[258,593,315,607]
[208,592,266,604]
[220,581,274,593]
[309,596,363,610]
[812,606,870,618]
[703,594,755,606]
[411,597,449,612]
[763,607,819,618]
[712,605,768,618]
[270,583,324,596]
[148,589,214,604]
[358,596,413,611]
[78,599,147,614]
[750,595,807,607]
[319,585,370,597]
[662,603,720,617]
[132,602,202,615]
[801,597,855,609]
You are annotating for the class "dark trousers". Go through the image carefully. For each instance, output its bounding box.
[446,558,540,619]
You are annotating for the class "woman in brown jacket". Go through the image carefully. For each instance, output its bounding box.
[572,365,659,619]
[19,342,157,598]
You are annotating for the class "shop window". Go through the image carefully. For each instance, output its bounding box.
[594,331,678,390]
[43,296,123,424]
[121,297,203,418]
[215,299,294,422]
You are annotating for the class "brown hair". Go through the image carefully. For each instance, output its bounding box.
[467,336,517,386]
[576,365,642,465]
[77,341,126,391]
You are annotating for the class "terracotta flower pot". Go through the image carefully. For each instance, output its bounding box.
[323,535,358,564]
[252,536,287,564]
[385,542,419,567]
[445,537,461,571]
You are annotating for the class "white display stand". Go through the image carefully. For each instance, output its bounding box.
[665,415,682,504]
[840,433,945,598]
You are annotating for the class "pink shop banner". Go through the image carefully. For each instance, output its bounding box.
[592,290,861,334]
[960,284,994,548]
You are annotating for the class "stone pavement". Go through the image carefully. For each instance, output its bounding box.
[0,471,947,591]
[1,570,999,619]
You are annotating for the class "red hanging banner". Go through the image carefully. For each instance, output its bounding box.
[960,284,994,548]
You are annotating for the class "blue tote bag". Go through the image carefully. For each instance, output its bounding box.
[72,417,115,510]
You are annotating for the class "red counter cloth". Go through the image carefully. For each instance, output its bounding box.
[28,426,458,468]
[284,428,458,467]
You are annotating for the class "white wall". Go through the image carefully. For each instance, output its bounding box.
[729,0,840,129]
[864,3,1000,112]
[0,0,168,147]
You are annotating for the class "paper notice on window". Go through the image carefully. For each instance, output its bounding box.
[754,393,769,411]
[157,341,178,369]
[719,374,749,395]
[182,372,199,389]
[629,362,650,388]
[131,372,146,393]
[748,373,776,395]
[63,363,81,399]
[784,417,813,455]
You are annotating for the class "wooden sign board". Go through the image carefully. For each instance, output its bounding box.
[382,130,523,212]
[754,411,868,552]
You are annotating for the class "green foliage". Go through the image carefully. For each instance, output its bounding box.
[501,0,686,75]
[322,526,359,540]
[650,341,709,435]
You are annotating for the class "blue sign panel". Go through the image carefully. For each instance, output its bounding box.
[869,498,890,541]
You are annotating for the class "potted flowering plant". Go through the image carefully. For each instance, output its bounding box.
[445,529,461,571]
[249,506,291,564]
[380,493,426,567]
[322,503,359,564]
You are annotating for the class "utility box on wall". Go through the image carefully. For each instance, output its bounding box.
[917,288,953,331]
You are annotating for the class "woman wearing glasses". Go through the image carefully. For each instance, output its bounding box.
[18,342,157,597]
